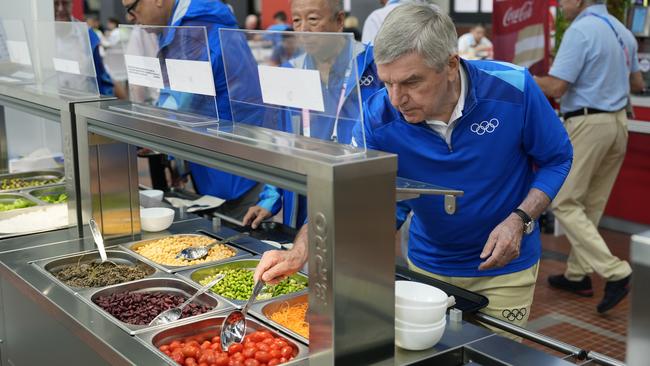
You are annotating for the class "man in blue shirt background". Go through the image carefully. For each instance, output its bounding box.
[535,0,644,314]
[243,0,383,230]
[124,0,263,220]
[255,4,573,329]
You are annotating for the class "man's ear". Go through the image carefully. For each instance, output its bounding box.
[447,54,460,82]
[335,11,345,32]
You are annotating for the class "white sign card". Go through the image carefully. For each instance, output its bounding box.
[124,54,164,89]
[165,59,216,96]
[258,65,324,112]
[6,40,32,66]
[52,58,81,75]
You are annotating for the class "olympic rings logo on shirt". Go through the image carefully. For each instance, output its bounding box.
[470,118,500,135]
[502,307,527,322]
[359,75,375,86]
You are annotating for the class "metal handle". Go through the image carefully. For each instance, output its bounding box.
[206,232,249,250]
[242,281,264,317]
[472,312,587,359]
[88,218,107,263]
[178,273,225,311]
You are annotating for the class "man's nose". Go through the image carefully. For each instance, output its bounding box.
[389,85,406,107]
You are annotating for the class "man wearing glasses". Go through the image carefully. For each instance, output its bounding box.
[122,0,265,220]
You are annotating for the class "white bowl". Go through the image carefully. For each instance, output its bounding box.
[140,207,174,232]
[395,318,446,351]
[139,189,164,208]
[396,302,447,325]
[395,280,449,307]
[396,315,445,330]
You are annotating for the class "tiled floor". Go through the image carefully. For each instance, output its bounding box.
[525,229,632,362]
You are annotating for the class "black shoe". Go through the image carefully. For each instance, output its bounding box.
[597,275,631,314]
[548,274,594,297]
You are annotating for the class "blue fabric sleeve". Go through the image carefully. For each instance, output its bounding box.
[549,27,587,84]
[523,70,573,199]
[88,28,114,96]
[257,184,283,215]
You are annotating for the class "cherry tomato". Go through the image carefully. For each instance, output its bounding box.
[257,343,270,352]
[160,345,170,352]
[244,359,260,366]
[279,357,288,363]
[210,342,222,351]
[229,359,244,366]
[170,340,183,350]
[183,345,200,359]
[267,359,280,366]
[228,343,244,355]
[274,340,288,349]
[186,340,200,347]
[250,332,265,343]
[262,338,274,345]
[185,357,197,366]
[212,336,221,344]
[198,362,209,366]
[269,349,281,359]
[280,346,293,359]
[215,354,230,366]
[254,351,272,363]
[243,347,257,359]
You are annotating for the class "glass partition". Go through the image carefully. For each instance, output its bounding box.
[30,21,99,98]
[219,29,367,158]
[0,18,35,85]
[108,25,219,127]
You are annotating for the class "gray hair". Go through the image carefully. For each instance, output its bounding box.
[374,3,457,71]
[329,0,343,14]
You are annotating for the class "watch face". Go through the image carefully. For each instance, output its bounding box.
[525,221,535,234]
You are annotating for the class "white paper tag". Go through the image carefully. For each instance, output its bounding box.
[52,58,81,75]
[6,40,32,66]
[165,59,216,96]
[258,65,324,112]
[124,54,164,89]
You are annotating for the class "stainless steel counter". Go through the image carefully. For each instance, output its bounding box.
[0,217,584,366]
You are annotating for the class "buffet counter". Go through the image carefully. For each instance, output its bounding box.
[0,217,579,366]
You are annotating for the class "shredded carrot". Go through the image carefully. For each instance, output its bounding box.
[269,302,309,339]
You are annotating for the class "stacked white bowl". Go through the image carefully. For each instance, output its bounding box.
[395,280,452,350]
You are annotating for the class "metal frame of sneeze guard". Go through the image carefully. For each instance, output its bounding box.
[74,98,397,364]
[28,21,99,99]
[108,24,220,127]
[219,28,368,159]
[0,18,36,86]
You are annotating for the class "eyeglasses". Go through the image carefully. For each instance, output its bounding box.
[125,0,141,17]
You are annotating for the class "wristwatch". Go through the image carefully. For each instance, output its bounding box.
[513,208,534,235]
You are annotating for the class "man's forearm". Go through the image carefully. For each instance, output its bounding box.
[518,188,551,220]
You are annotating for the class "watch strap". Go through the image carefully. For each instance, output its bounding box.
[513,208,532,226]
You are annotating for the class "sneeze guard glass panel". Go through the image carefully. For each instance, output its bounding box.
[219,29,367,159]
[109,25,219,127]
[30,21,99,98]
[0,18,36,85]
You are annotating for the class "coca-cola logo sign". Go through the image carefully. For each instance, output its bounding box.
[503,1,533,27]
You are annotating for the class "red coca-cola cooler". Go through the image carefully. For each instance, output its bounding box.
[492,0,551,75]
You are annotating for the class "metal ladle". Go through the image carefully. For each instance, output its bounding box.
[149,273,225,326]
[88,219,107,263]
[220,280,265,351]
[175,232,248,261]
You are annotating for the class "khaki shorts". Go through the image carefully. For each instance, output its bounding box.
[408,258,539,339]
